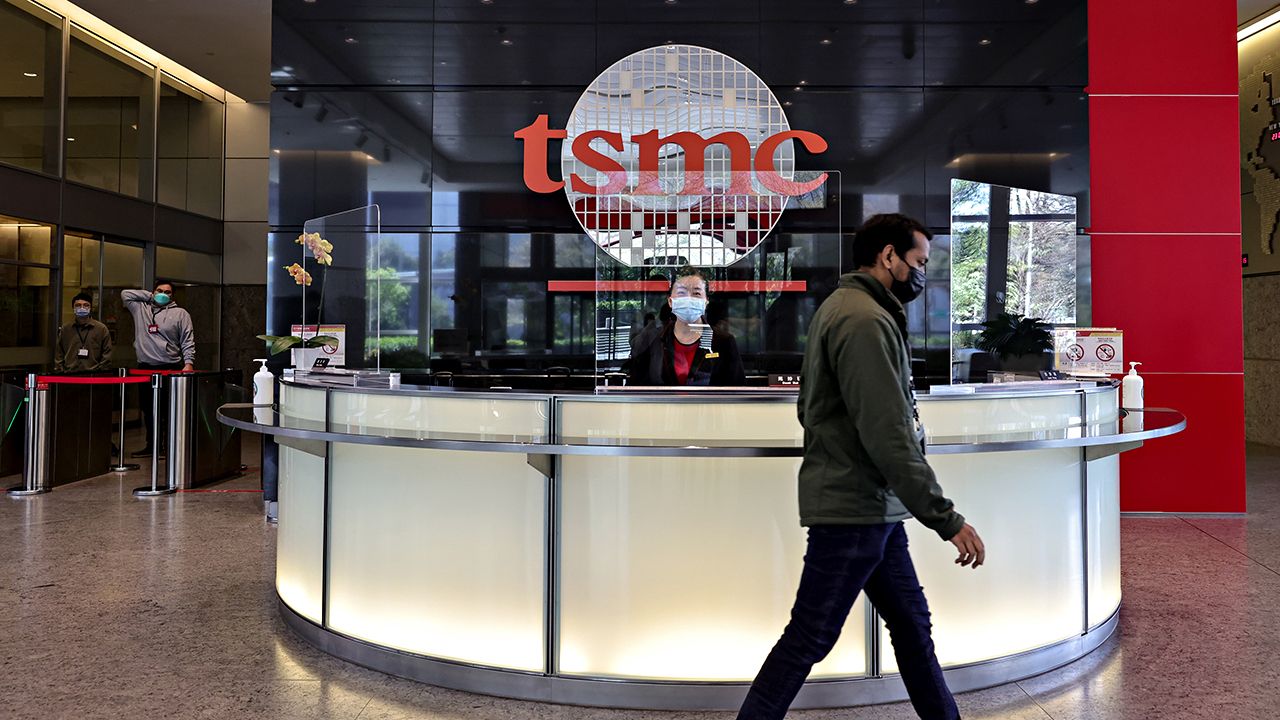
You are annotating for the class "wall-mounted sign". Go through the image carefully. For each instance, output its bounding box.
[515,45,828,268]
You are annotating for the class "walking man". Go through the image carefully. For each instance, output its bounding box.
[122,281,195,457]
[738,214,985,720]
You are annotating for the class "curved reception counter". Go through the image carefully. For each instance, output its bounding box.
[218,378,1184,710]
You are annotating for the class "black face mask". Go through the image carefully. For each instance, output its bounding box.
[891,264,927,305]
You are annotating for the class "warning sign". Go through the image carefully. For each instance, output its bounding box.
[1054,328,1123,375]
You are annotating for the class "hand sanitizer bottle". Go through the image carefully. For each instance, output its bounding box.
[1122,362,1144,410]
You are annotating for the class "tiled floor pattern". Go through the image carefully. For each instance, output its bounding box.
[2,442,1278,719]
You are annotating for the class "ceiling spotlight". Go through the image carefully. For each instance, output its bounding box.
[290,92,305,108]
[313,106,328,122]
[819,38,832,45]
[665,0,678,4]
[382,144,392,163]
[783,101,792,106]
[1025,0,1038,4]
[344,36,358,44]
[303,0,317,3]
[501,38,514,46]
[793,86,802,92]
[22,72,37,78]
[420,169,430,184]
[387,77,401,83]
[979,38,992,46]
[480,0,493,4]
[355,132,369,149]
[498,26,513,45]
[799,80,808,85]
[66,137,75,142]
[130,123,138,130]
[843,0,857,4]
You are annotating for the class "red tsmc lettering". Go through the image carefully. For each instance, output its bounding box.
[515,114,828,197]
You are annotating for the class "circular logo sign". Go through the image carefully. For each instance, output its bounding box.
[562,45,801,268]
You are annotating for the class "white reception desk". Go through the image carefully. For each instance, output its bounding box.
[218,378,1184,710]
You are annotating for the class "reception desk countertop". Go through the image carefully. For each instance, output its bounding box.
[218,378,1183,710]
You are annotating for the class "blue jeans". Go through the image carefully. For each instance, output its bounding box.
[737,523,958,720]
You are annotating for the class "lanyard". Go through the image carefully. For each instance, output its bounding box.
[73,323,90,350]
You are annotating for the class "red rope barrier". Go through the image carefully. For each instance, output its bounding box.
[34,375,153,385]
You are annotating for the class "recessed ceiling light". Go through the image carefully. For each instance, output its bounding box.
[66,137,75,142]
[819,38,832,45]
[387,78,401,83]
[480,0,493,4]
[130,124,137,130]
[799,80,808,85]
[843,0,857,4]
[783,101,792,106]
[22,72,37,78]
[500,38,514,46]
[979,38,992,46]
[793,86,802,91]
[665,0,678,4]
[303,0,317,3]
[344,37,358,44]
[1025,0,1038,4]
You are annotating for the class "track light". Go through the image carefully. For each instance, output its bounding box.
[355,132,369,149]
[291,91,306,108]
[382,144,392,163]
[420,168,430,184]
[313,106,328,123]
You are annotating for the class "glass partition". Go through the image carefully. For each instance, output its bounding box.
[65,25,155,199]
[0,0,63,175]
[0,214,55,367]
[949,179,1080,383]
[593,173,841,388]
[297,205,382,370]
[157,73,224,218]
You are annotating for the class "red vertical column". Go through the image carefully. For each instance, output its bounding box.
[1088,0,1244,512]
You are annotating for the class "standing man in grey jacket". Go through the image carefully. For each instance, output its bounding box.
[738,214,985,720]
[123,281,195,457]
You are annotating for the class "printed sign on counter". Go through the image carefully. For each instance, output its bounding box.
[290,324,346,368]
[1053,328,1123,375]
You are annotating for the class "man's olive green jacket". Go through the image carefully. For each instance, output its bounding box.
[797,272,965,540]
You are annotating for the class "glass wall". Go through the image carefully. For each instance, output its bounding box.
[0,214,55,366]
[0,0,62,175]
[156,246,221,370]
[65,25,155,199]
[158,73,224,217]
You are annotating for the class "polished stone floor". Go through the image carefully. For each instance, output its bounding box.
[2,442,1279,719]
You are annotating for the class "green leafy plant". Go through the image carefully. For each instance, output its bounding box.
[257,232,340,357]
[975,312,1053,361]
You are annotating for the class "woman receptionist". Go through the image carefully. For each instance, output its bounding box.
[628,268,746,386]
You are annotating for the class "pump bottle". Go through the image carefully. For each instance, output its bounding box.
[1122,362,1143,410]
[253,358,274,423]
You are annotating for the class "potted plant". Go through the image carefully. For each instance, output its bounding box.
[975,312,1054,373]
[257,232,340,362]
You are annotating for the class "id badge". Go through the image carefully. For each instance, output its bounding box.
[77,348,89,357]
[147,324,159,334]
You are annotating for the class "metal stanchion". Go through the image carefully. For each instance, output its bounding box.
[110,367,139,473]
[133,374,175,497]
[8,373,51,496]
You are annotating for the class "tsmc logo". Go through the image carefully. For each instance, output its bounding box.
[514,44,828,267]
[515,115,828,198]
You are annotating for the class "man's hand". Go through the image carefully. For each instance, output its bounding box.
[949,523,985,569]
[182,363,194,373]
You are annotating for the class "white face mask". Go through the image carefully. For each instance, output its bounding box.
[671,296,706,323]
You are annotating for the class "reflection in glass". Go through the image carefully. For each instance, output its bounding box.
[0,0,62,174]
[66,26,155,199]
[0,263,52,353]
[949,179,1078,383]
[158,74,224,218]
